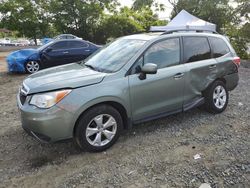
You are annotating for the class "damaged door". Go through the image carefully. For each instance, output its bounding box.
[182,36,217,106]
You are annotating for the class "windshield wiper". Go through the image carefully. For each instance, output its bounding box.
[85,64,98,71]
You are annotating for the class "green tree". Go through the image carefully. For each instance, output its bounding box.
[132,0,154,10]
[235,0,250,21]
[96,7,167,43]
[0,0,167,45]
[0,0,53,44]
[46,0,118,43]
[132,0,165,11]
[224,23,249,59]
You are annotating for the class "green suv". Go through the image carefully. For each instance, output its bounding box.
[17,31,240,151]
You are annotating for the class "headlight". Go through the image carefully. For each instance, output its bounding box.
[30,89,72,109]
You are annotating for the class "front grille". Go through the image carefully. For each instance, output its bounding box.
[20,93,27,105]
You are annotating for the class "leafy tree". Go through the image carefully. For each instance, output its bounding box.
[224,23,249,59]
[46,0,118,43]
[132,0,154,10]
[0,0,53,44]
[235,0,250,21]
[0,0,165,44]
[132,0,165,11]
[96,7,167,43]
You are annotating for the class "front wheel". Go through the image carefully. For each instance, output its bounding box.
[203,80,229,114]
[25,61,40,74]
[74,105,123,152]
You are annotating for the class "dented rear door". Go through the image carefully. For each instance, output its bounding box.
[183,59,218,104]
[182,36,217,105]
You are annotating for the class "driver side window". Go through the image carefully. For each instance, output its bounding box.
[144,38,180,69]
[130,38,180,75]
[51,41,68,50]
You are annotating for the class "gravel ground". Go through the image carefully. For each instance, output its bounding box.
[0,59,249,188]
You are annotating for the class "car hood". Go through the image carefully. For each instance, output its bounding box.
[6,49,39,72]
[23,63,106,94]
[7,48,38,61]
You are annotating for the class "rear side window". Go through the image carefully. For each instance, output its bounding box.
[183,37,211,63]
[68,41,88,48]
[209,37,230,58]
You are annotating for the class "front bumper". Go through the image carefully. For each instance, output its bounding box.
[7,57,26,72]
[17,92,75,142]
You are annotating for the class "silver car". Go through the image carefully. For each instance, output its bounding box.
[17,31,240,151]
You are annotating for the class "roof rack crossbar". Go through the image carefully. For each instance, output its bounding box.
[161,29,218,35]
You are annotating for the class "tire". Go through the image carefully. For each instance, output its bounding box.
[74,105,123,152]
[203,80,229,114]
[25,61,41,74]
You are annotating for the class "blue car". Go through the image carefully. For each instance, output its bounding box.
[7,39,100,73]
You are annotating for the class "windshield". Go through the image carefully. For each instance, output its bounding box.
[84,38,146,73]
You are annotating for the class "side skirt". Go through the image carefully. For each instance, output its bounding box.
[183,97,204,112]
[132,97,205,125]
[133,108,182,125]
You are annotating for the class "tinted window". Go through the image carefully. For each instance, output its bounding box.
[51,41,68,50]
[144,38,180,69]
[183,37,211,63]
[209,37,230,58]
[68,41,88,48]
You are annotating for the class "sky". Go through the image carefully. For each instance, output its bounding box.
[119,0,173,20]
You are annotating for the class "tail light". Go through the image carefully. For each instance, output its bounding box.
[233,57,240,68]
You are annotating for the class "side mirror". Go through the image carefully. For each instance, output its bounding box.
[139,63,157,80]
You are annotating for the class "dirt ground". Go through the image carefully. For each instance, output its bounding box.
[0,52,9,72]
[0,55,249,188]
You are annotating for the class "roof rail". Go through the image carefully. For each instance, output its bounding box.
[161,29,218,35]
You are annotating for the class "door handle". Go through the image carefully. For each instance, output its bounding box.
[63,51,69,54]
[174,73,184,79]
[209,64,216,69]
[85,49,91,52]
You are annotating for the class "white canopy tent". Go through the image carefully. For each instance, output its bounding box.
[150,10,216,32]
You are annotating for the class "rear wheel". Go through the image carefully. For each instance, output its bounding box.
[203,80,229,113]
[25,61,40,74]
[74,105,123,152]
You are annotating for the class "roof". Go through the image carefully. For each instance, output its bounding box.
[122,32,163,41]
[121,31,225,42]
[150,10,216,32]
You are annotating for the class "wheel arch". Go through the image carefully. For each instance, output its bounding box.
[73,101,130,138]
[202,77,227,95]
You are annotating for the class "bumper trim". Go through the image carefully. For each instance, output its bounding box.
[23,126,51,143]
[30,131,51,143]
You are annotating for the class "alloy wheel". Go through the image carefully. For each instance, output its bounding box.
[213,85,227,109]
[85,114,117,147]
[26,61,40,73]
